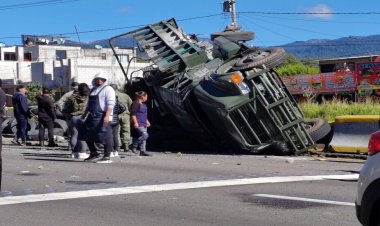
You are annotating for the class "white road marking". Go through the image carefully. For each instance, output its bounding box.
[0,174,359,206]
[252,194,355,206]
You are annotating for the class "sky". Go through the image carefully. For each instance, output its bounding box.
[1,0,380,47]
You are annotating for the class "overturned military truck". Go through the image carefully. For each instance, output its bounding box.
[109,18,330,155]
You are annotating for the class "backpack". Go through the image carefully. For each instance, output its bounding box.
[110,97,126,125]
[115,96,126,115]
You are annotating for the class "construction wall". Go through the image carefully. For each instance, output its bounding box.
[0,45,150,89]
[73,58,146,88]
[0,61,17,82]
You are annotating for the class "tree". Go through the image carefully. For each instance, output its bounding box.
[283,54,300,65]
[301,58,319,68]
[26,82,42,106]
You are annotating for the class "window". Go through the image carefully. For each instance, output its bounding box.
[4,52,16,61]
[24,52,32,61]
[56,50,67,60]
[100,53,106,60]
[119,54,129,63]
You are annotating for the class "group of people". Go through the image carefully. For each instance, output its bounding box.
[9,72,151,164]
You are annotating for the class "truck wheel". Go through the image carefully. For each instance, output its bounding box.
[232,48,286,70]
[304,118,331,143]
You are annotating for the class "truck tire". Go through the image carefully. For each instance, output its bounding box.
[11,119,67,140]
[304,118,331,143]
[11,119,34,135]
[232,48,286,70]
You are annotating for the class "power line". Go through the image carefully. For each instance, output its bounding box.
[241,14,342,39]
[0,10,379,44]
[0,13,225,41]
[239,16,296,43]
[239,11,380,15]
[177,13,224,22]
[0,0,79,11]
[245,14,380,25]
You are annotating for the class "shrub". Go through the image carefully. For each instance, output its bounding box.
[277,63,319,76]
[300,97,380,122]
[26,82,42,106]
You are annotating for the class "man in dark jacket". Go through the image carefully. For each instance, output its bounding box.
[36,87,57,147]
[12,84,29,145]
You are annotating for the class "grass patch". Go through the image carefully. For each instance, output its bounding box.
[300,98,380,122]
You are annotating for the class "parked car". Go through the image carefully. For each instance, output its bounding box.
[356,130,380,226]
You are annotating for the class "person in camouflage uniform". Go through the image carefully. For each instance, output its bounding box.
[56,82,79,113]
[115,85,133,152]
[56,82,79,143]
[64,83,90,159]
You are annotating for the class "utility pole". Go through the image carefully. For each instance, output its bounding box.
[230,0,237,28]
[213,0,254,42]
[223,0,239,31]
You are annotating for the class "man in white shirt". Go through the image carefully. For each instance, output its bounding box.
[83,71,116,163]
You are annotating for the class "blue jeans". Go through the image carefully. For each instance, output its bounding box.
[15,117,28,143]
[132,127,149,152]
[86,123,113,157]
[70,116,88,153]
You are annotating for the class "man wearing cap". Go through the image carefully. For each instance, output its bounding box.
[82,71,116,163]
[36,87,57,147]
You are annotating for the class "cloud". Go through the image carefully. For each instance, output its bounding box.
[118,6,130,13]
[307,4,333,19]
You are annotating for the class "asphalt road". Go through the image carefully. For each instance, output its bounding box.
[0,140,364,226]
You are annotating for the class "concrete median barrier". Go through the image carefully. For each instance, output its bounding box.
[329,115,380,153]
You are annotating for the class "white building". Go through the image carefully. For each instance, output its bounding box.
[0,44,149,91]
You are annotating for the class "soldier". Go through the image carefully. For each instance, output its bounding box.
[109,84,127,157]
[65,83,90,159]
[57,82,79,150]
[56,82,79,113]
[117,85,133,153]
